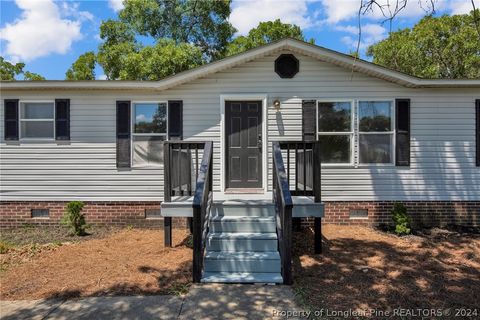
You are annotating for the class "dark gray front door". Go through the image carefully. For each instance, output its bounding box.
[225,101,263,189]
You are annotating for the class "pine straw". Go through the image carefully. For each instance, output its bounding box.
[293,225,480,319]
[0,228,192,300]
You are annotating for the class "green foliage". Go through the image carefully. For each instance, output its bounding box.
[391,203,411,235]
[0,241,13,254]
[119,0,235,59]
[96,16,204,80]
[98,38,203,80]
[226,19,314,56]
[0,57,45,80]
[367,10,480,79]
[168,282,191,296]
[66,51,96,80]
[1,57,25,80]
[23,71,45,81]
[61,201,88,236]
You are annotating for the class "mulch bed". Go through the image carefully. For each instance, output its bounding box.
[1,225,119,246]
[0,228,192,300]
[293,225,480,319]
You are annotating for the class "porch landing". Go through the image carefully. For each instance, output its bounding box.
[161,193,324,218]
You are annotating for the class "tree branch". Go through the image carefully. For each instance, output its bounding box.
[471,0,480,41]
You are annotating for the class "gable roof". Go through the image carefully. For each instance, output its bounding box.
[2,38,479,91]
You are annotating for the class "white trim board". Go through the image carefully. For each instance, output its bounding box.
[220,94,268,195]
[3,38,480,91]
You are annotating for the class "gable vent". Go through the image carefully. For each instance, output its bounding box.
[275,54,299,78]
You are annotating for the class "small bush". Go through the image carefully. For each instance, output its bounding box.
[61,201,88,236]
[391,202,411,235]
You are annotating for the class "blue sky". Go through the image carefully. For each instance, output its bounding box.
[1,0,477,80]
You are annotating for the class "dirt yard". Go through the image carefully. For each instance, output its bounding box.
[0,228,192,300]
[293,225,480,318]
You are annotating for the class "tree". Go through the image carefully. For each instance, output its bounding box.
[95,0,233,80]
[97,20,204,81]
[96,20,138,80]
[1,57,24,80]
[66,51,96,80]
[23,71,46,81]
[119,0,235,59]
[116,39,204,80]
[367,11,480,79]
[225,19,314,56]
[1,57,45,80]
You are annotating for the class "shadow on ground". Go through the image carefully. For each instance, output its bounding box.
[293,226,480,319]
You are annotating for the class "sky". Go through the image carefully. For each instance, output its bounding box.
[0,0,478,80]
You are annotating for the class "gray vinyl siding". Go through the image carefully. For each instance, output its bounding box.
[1,50,479,201]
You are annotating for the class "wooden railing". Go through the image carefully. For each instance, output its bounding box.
[164,141,207,201]
[278,141,321,201]
[279,141,323,254]
[272,141,293,285]
[163,141,207,247]
[192,141,214,283]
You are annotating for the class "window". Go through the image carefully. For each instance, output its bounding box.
[132,102,167,167]
[317,101,353,164]
[20,102,55,139]
[358,101,394,164]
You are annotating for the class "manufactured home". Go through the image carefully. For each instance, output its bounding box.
[1,38,479,284]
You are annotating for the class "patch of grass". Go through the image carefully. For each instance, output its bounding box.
[0,241,14,254]
[168,282,191,296]
[185,234,193,249]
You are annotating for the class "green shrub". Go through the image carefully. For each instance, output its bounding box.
[61,201,88,236]
[391,202,411,235]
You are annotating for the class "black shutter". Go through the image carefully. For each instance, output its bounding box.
[395,99,411,166]
[476,99,480,167]
[116,101,131,168]
[302,100,316,141]
[4,99,19,140]
[168,100,183,140]
[55,99,70,140]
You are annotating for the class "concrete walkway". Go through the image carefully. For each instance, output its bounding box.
[0,284,304,320]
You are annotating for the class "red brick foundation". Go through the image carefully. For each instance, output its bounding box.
[318,201,480,227]
[0,201,188,229]
[1,201,479,229]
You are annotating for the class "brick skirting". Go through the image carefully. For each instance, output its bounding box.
[0,201,479,229]
[0,201,188,229]
[317,201,480,227]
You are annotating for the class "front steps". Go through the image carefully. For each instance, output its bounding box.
[201,201,283,284]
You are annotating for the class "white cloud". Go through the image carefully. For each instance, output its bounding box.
[108,0,124,12]
[60,1,94,22]
[338,23,387,50]
[136,114,148,122]
[320,0,358,23]
[447,0,480,15]
[230,0,313,35]
[97,74,108,80]
[0,0,85,61]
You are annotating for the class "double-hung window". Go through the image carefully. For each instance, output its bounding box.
[132,102,167,167]
[317,101,354,164]
[20,102,55,139]
[358,101,394,164]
